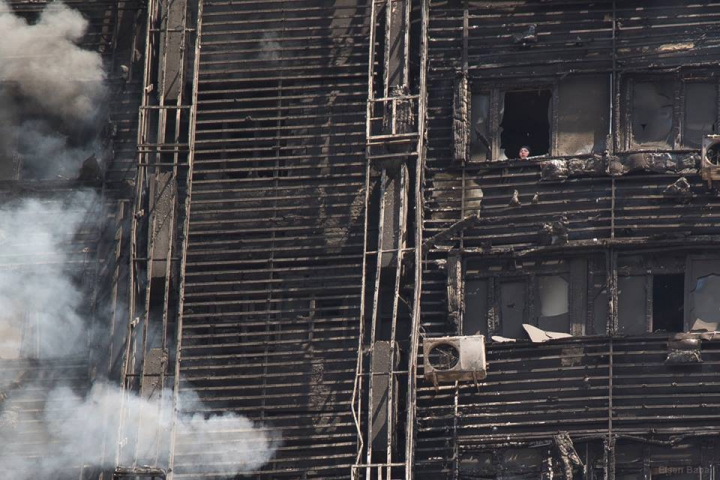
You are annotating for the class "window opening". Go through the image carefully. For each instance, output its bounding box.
[631,80,674,147]
[470,94,491,162]
[617,276,647,335]
[500,89,551,159]
[464,279,488,336]
[557,76,609,155]
[652,274,684,333]
[691,273,720,324]
[538,275,569,317]
[537,275,570,333]
[683,82,717,148]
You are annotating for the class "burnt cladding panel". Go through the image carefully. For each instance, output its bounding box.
[427,1,614,81]
[177,1,371,478]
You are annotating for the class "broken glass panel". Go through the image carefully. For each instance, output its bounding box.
[631,80,674,148]
[538,275,569,316]
[683,82,717,148]
[470,94,491,162]
[464,279,488,336]
[557,75,609,155]
[537,275,570,333]
[617,276,647,335]
[691,274,720,324]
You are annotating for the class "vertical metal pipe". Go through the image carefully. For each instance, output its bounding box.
[165,0,203,476]
[405,0,430,477]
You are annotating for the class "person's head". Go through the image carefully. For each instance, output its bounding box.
[519,146,530,159]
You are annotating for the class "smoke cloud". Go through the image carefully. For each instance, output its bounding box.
[0,193,277,477]
[0,2,277,477]
[0,0,107,179]
[0,192,95,360]
[0,379,277,478]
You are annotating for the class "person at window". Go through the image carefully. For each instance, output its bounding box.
[518,146,530,160]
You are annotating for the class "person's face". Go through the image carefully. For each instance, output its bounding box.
[519,147,530,159]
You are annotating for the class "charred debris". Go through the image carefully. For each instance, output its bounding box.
[2,0,720,479]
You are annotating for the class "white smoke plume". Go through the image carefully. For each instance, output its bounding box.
[0,2,278,477]
[0,192,96,360]
[0,0,107,178]
[0,1,105,121]
[0,380,277,478]
[0,193,278,477]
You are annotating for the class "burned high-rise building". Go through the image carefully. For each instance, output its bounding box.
[2,0,720,479]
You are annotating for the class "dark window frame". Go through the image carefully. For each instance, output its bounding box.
[469,79,556,161]
[621,73,720,151]
[461,254,697,339]
[468,75,612,162]
[462,258,585,340]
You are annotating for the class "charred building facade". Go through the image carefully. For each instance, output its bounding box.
[2,1,720,479]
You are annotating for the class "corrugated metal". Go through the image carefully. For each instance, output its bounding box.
[424,163,720,251]
[428,1,720,79]
[175,1,371,477]
[417,0,720,477]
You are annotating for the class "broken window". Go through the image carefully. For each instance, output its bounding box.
[537,275,570,333]
[683,82,717,148]
[685,257,720,326]
[500,89,551,159]
[631,80,674,148]
[652,274,684,332]
[617,276,647,335]
[470,94,491,162]
[463,279,488,336]
[690,274,720,325]
[557,76,610,156]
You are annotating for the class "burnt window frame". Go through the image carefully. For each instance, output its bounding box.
[614,255,687,335]
[468,79,556,162]
[467,74,612,162]
[460,254,697,340]
[621,72,720,152]
[461,258,588,340]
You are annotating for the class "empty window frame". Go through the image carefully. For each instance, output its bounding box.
[468,75,610,161]
[617,273,685,335]
[470,87,552,161]
[685,255,720,327]
[537,274,570,333]
[556,75,610,156]
[500,88,552,159]
[684,81,718,148]
[624,75,720,150]
[629,79,675,149]
[464,279,489,336]
[652,274,684,333]
[463,260,583,340]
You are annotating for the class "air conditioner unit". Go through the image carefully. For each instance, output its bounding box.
[423,335,487,384]
[701,135,720,187]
